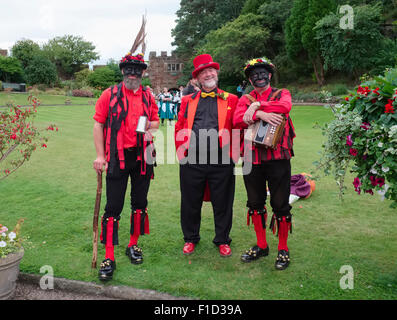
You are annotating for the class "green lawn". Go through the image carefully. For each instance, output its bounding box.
[0,92,93,106]
[1,101,396,300]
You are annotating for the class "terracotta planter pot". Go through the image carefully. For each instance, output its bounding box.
[0,249,24,300]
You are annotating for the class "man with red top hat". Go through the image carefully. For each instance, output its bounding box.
[233,57,295,270]
[93,51,159,281]
[175,54,239,257]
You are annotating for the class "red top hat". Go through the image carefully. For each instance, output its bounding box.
[192,54,220,78]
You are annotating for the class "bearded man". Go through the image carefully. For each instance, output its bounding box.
[174,54,239,257]
[93,52,159,281]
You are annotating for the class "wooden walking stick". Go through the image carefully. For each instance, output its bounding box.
[91,171,103,269]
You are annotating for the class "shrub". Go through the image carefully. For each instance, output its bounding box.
[45,88,66,96]
[87,66,117,91]
[0,95,58,180]
[74,68,93,89]
[24,56,57,86]
[72,89,93,98]
[0,80,2,91]
[328,84,348,96]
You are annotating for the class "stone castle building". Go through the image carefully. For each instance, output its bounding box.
[147,51,184,93]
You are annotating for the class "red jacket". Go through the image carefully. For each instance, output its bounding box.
[233,86,295,163]
[174,89,239,163]
[94,83,158,175]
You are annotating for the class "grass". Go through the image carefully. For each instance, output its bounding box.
[0,91,94,106]
[1,98,397,300]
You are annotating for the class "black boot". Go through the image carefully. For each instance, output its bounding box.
[275,250,290,270]
[241,245,269,263]
[126,245,143,264]
[98,259,116,281]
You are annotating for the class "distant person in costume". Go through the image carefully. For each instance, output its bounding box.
[173,88,182,119]
[92,17,159,281]
[182,76,200,96]
[158,87,174,125]
[233,57,296,270]
[175,54,239,257]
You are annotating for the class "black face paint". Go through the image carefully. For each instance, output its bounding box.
[249,67,270,88]
[122,65,144,78]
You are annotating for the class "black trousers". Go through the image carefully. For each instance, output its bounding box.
[243,159,291,218]
[179,163,235,245]
[104,148,153,219]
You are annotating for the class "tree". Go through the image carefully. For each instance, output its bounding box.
[284,0,310,68]
[197,13,270,84]
[285,0,337,86]
[0,56,24,83]
[301,0,337,86]
[171,0,245,61]
[11,39,42,69]
[315,4,395,78]
[240,0,267,14]
[43,35,99,79]
[257,0,294,83]
[24,56,57,86]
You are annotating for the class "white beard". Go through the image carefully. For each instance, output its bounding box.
[202,79,217,89]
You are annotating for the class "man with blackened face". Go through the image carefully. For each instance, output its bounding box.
[93,51,160,281]
[122,64,144,91]
[233,57,296,271]
[249,67,271,89]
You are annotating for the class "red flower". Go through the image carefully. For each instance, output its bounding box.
[360,122,371,130]
[42,143,47,148]
[369,175,377,187]
[345,97,349,101]
[376,177,385,187]
[346,135,353,146]
[353,177,361,194]
[385,99,394,113]
[357,86,371,96]
[10,134,17,140]
[349,148,358,156]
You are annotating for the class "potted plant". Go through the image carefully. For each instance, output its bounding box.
[0,219,25,300]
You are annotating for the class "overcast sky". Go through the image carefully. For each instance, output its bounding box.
[0,0,180,65]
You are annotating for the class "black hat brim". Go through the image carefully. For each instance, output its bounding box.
[119,60,147,70]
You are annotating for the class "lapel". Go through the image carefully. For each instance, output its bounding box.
[216,88,228,132]
[187,91,200,131]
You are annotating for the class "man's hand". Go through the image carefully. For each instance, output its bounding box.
[256,111,283,127]
[243,101,261,125]
[93,156,107,174]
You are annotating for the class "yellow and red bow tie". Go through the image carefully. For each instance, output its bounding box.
[201,91,216,98]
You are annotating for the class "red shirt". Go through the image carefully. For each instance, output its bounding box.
[233,86,295,162]
[94,84,159,148]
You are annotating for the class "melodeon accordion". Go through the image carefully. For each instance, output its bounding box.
[243,92,286,149]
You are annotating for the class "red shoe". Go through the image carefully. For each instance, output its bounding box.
[219,244,232,257]
[183,242,195,255]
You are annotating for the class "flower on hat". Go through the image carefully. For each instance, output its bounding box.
[244,57,275,72]
[120,52,146,64]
